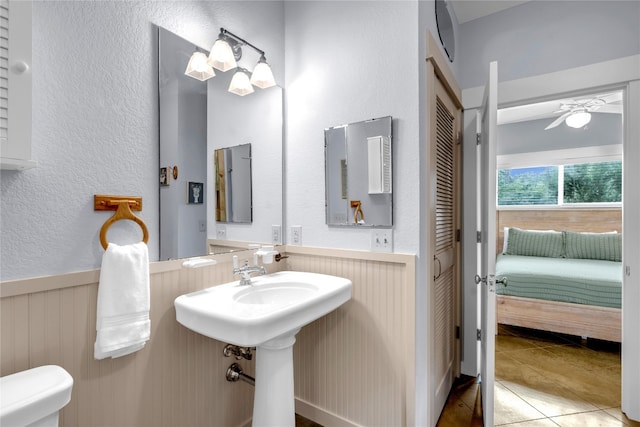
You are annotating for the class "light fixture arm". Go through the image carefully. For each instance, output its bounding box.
[220,27,267,60]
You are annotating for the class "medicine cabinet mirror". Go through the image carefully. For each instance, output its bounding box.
[158,27,283,260]
[325,116,393,227]
[214,144,252,223]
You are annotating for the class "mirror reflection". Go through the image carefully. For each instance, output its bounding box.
[325,116,393,227]
[158,27,283,260]
[215,144,252,223]
[435,0,455,62]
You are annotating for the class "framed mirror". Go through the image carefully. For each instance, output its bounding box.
[325,116,393,227]
[158,27,283,260]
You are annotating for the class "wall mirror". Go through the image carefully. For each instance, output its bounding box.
[158,27,283,260]
[214,144,252,223]
[325,116,393,227]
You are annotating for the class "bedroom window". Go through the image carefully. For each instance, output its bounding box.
[498,166,558,206]
[498,160,622,207]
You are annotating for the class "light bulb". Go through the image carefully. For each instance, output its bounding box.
[228,69,254,96]
[565,111,591,128]
[184,52,215,81]
[250,59,276,89]
[208,39,237,72]
[192,54,209,72]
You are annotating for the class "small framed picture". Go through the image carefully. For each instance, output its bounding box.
[160,167,170,186]
[188,182,204,204]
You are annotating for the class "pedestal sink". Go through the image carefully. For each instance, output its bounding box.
[174,271,352,427]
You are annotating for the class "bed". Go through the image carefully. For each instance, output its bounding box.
[495,227,622,342]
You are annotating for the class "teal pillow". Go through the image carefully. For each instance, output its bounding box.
[564,231,621,262]
[505,228,565,258]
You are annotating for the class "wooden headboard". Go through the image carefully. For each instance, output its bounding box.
[496,208,622,254]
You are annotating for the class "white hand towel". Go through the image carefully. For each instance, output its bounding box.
[94,242,150,360]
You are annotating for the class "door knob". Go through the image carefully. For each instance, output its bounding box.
[475,275,507,286]
[496,277,508,286]
[475,274,486,285]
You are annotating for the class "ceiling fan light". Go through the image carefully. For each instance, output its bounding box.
[250,58,276,89]
[565,111,591,128]
[184,51,215,81]
[228,69,254,96]
[208,38,237,72]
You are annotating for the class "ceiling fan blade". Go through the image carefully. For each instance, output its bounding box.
[594,104,623,114]
[599,92,623,104]
[544,112,572,130]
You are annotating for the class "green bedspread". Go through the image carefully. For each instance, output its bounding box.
[495,254,622,309]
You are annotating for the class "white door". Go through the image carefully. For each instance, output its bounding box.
[478,61,498,427]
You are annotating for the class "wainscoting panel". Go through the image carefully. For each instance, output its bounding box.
[0,256,261,427]
[286,248,416,427]
[1,248,415,427]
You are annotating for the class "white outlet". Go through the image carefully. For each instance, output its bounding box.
[216,226,227,240]
[272,225,282,245]
[198,220,206,232]
[371,229,393,253]
[291,225,302,245]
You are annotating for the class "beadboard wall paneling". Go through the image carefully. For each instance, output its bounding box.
[0,256,262,427]
[0,248,415,427]
[285,247,416,427]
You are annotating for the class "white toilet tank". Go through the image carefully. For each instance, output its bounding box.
[0,365,73,427]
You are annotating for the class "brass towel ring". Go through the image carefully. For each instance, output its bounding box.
[350,200,364,224]
[99,200,149,250]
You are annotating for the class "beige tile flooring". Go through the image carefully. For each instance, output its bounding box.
[438,325,640,426]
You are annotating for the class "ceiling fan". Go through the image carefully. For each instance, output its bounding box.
[544,92,622,130]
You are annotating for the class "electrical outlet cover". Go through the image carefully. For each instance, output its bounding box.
[216,226,227,240]
[291,225,302,245]
[272,225,282,245]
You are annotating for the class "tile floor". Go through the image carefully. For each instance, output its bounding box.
[437,325,640,426]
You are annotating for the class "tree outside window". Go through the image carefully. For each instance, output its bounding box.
[498,161,621,207]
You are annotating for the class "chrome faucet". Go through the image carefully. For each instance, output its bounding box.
[233,257,266,286]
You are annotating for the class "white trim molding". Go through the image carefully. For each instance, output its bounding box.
[462,55,640,110]
[461,54,640,422]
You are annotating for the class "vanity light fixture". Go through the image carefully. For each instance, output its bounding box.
[565,110,592,129]
[184,51,215,81]
[184,27,276,96]
[228,68,254,96]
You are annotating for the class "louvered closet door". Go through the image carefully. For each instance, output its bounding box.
[0,0,8,149]
[432,75,460,416]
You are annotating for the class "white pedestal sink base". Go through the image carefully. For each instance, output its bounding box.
[252,328,300,427]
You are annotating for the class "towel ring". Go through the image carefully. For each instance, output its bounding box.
[350,200,365,224]
[99,200,149,250]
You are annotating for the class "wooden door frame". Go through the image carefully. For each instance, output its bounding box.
[425,31,463,426]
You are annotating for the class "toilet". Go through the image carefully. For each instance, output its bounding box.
[0,365,73,427]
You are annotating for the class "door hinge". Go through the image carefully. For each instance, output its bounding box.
[477,329,482,341]
[456,131,462,145]
[476,133,481,145]
[456,229,461,242]
[455,325,460,339]
[477,231,482,243]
